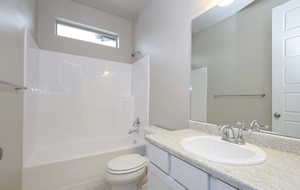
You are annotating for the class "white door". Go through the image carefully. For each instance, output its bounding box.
[273,0,300,137]
[191,67,207,122]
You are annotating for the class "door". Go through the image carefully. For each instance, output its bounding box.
[191,67,207,122]
[272,0,300,137]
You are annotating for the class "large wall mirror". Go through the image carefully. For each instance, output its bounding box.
[191,0,300,138]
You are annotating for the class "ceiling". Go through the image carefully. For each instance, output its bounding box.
[192,0,255,34]
[73,0,149,20]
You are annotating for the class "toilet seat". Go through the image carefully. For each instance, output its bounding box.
[106,154,147,175]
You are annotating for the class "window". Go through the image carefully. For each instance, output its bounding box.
[56,19,119,48]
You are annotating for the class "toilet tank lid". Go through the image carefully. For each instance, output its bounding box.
[107,154,147,172]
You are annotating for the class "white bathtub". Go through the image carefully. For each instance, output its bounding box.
[23,136,145,190]
[25,135,145,168]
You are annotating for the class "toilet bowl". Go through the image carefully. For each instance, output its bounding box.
[105,154,147,190]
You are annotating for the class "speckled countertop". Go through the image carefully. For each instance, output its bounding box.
[145,129,300,190]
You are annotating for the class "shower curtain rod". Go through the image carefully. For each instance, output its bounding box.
[214,93,266,98]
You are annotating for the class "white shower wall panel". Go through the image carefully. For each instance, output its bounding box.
[26,50,134,164]
[24,32,40,163]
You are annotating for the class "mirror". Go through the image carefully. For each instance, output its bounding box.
[191,0,300,138]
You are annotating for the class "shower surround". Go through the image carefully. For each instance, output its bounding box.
[23,34,149,190]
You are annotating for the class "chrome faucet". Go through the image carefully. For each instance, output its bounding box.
[235,122,246,145]
[220,125,235,142]
[249,120,270,131]
[128,128,139,134]
[220,120,270,145]
[220,122,246,145]
[132,117,141,127]
[128,117,141,134]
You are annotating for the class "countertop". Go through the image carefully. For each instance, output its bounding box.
[145,129,300,190]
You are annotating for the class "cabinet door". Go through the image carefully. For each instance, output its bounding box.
[170,156,209,190]
[146,142,170,173]
[148,163,186,190]
[210,177,237,190]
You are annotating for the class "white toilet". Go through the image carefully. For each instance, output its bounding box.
[105,154,148,190]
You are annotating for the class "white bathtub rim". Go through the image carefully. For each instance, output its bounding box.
[24,143,145,168]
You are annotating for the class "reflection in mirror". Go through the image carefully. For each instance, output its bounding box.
[191,0,300,138]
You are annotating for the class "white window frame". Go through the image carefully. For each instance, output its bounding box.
[55,18,119,48]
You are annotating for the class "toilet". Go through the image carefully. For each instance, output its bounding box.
[105,154,148,190]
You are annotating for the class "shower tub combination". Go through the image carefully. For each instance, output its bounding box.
[23,35,150,190]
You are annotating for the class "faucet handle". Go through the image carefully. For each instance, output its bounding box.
[219,124,230,131]
[249,120,269,132]
[234,122,246,145]
[220,125,233,138]
[132,117,141,127]
[219,125,228,135]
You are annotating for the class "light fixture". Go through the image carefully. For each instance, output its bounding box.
[217,0,235,7]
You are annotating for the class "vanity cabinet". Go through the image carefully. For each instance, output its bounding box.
[146,143,237,190]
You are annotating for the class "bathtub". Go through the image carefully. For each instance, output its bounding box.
[23,136,145,190]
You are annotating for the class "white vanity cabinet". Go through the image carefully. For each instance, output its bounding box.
[146,143,238,190]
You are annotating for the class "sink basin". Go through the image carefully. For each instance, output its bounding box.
[181,136,266,166]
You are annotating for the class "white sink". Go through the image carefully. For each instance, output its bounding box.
[181,136,266,166]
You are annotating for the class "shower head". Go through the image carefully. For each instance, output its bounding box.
[131,51,142,58]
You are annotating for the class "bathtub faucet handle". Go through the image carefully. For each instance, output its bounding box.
[132,117,141,128]
[129,117,141,135]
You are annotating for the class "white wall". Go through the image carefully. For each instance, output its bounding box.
[0,0,37,189]
[134,0,192,130]
[37,0,134,63]
[24,49,134,166]
[133,0,223,130]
